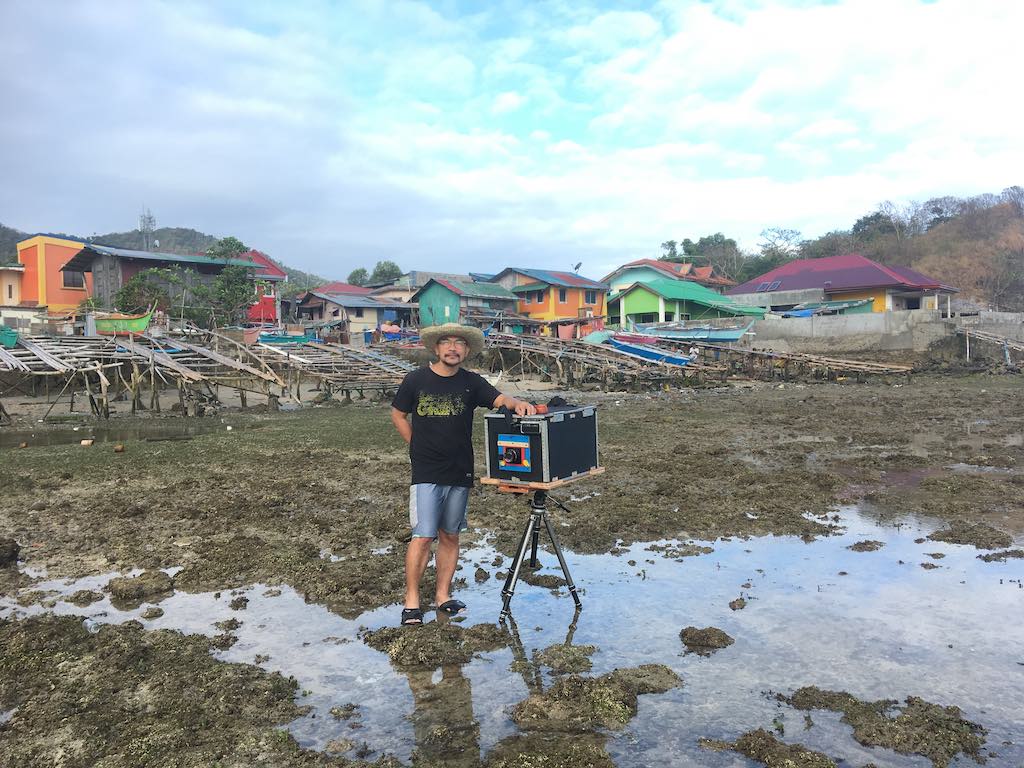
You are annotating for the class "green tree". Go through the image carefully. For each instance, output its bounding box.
[659,240,679,261]
[114,268,174,313]
[195,265,255,326]
[206,236,248,259]
[369,260,402,283]
[799,230,857,260]
[347,267,369,286]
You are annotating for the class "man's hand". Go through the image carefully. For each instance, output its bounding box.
[494,394,537,417]
[510,398,536,417]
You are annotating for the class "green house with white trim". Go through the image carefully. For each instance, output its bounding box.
[608,278,765,326]
[411,278,518,327]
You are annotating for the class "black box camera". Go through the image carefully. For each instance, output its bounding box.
[484,405,599,485]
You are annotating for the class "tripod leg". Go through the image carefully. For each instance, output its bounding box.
[501,512,538,617]
[529,517,541,568]
[542,512,582,608]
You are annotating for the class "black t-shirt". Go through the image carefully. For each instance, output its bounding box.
[392,366,501,487]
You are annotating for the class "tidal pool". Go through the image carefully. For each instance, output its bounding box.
[2,506,1021,767]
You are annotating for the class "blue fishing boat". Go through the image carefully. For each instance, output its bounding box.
[607,337,691,367]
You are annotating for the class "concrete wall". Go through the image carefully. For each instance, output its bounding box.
[956,311,1024,342]
[744,309,953,353]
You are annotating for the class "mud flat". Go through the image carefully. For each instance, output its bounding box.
[1,375,1023,765]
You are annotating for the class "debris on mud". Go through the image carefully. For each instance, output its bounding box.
[925,552,946,559]
[214,617,242,631]
[535,643,597,674]
[67,589,103,606]
[729,597,747,611]
[680,626,735,656]
[0,615,340,767]
[106,569,174,603]
[782,686,987,768]
[519,571,567,589]
[927,519,1012,550]
[0,537,19,567]
[211,632,238,650]
[229,595,249,610]
[848,540,884,552]
[703,728,837,768]
[362,620,507,668]
[645,541,715,559]
[483,732,613,768]
[510,664,681,732]
[977,548,1024,562]
[474,567,489,582]
[330,703,359,720]
[921,562,940,570]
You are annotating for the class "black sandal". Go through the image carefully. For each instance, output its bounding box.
[401,608,424,626]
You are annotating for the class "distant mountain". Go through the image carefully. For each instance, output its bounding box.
[0,222,328,293]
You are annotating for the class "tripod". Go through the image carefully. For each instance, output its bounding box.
[500,489,582,617]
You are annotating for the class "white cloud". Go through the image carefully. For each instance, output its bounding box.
[492,91,525,114]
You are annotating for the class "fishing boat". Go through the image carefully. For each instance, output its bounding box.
[632,318,756,343]
[606,337,692,367]
[94,307,154,336]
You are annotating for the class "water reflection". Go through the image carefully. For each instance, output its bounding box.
[1,506,1022,766]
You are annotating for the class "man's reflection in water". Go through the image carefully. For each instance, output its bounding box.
[403,617,480,767]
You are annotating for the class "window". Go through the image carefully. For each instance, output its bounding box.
[6,284,11,300]
[558,288,567,303]
[584,290,597,304]
[62,270,85,289]
[755,282,770,292]
[354,307,364,318]
[665,312,674,321]
[534,290,545,304]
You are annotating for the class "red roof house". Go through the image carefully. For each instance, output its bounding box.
[603,259,735,292]
[728,253,957,312]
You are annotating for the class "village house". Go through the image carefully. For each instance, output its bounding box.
[487,268,608,324]
[608,278,765,327]
[15,235,95,313]
[411,278,518,327]
[0,263,38,331]
[602,259,735,295]
[292,289,414,338]
[56,242,285,311]
[367,271,477,302]
[728,253,958,314]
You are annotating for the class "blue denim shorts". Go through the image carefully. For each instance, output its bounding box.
[409,484,470,538]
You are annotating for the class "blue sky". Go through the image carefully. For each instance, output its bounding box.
[1,0,1020,280]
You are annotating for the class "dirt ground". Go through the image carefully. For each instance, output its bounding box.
[1,373,1022,765]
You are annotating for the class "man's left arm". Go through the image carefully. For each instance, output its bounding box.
[493,393,536,417]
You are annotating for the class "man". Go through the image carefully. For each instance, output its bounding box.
[391,323,535,626]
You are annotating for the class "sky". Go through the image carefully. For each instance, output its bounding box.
[1,0,1021,281]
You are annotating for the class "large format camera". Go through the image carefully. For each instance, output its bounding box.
[484,404,599,486]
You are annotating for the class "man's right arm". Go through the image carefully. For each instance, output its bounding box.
[391,408,412,444]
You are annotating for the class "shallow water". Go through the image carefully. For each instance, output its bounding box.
[0,419,251,449]
[2,506,1022,767]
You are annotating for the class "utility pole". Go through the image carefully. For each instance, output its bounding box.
[139,207,156,251]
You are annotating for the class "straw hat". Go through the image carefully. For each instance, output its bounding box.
[420,323,485,357]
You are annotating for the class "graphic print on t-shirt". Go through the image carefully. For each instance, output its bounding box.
[416,393,466,418]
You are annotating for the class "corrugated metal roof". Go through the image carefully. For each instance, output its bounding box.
[728,253,957,295]
[63,244,257,272]
[611,278,765,316]
[494,267,608,289]
[603,259,735,286]
[436,279,516,299]
[308,291,410,309]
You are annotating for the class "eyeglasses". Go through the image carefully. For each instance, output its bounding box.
[438,338,468,348]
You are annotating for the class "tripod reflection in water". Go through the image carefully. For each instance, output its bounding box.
[395,610,589,766]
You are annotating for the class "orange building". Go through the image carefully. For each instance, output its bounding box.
[16,235,93,313]
[488,267,608,322]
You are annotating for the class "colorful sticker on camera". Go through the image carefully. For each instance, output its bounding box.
[498,434,531,472]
